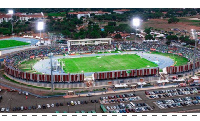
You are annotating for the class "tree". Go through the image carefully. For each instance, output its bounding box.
[104,26,115,33]
[144,27,152,34]
[145,34,154,40]
[89,31,101,38]
[100,31,107,38]
[168,17,179,24]
[166,40,171,45]
[166,35,178,40]
[114,34,122,39]
[108,22,116,26]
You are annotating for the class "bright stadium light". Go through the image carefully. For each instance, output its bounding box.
[132,18,141,43]
[133,18,140,27]
[8,9,14,34]
[191,29,198,76]
[37,21,44,31]
[8,10,14,15]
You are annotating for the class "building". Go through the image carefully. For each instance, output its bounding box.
[67,38,112,52]
[113,9,130,14]
[68,38,112,46]
[0,12,45,23]
[15,13,44,21]
[111,32,131,39]
[0,13,12,23]
[68,11,111,19]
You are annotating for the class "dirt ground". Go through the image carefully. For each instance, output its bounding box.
[142,17,200,32]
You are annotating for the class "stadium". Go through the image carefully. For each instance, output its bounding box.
[2,37,200,90]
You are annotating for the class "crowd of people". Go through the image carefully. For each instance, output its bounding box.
[112,41,200,62]
[5,46,65,69]
[70,44,114,53]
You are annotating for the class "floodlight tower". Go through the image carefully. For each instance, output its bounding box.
[37,21,44,44]
[8,9,14,35]
[191,29,199,76]
[133,18,140,43]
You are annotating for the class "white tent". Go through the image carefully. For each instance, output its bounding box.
[163,80,169,83]
[172,79,185,82]
[157,80,169,83]
[114,84,128,88]
[157,80,162,83]
[137,82,147,85]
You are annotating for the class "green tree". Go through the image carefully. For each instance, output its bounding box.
[166,35,178,40]
[168,17,179,24]
[145,34,154,40]
[166,40,171,45]
[114,33,122,39]
[144,27,152,34]
[108,22,116,26]
[100,31,107,38]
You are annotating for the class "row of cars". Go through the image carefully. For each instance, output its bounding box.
[154,96,200,109]
[0,99,98,112]
[75,110,96,113]
[146,87,200,99]
[99,93,142,104]
[106,102,152,113]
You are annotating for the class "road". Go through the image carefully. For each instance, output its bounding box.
[1,86,200,113]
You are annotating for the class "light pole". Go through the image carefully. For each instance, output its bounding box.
[50,42,54,93]
[37,21,44,45]
[68,105,69,113]
[191,29,198,76]
[8,9,14,35]
[133,18,140,43]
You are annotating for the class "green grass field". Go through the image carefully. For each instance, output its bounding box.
[0,40,30,49]
[150,51,188,66]
[60,54,158,73]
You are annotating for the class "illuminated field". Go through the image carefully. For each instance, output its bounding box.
[60,54,158,73]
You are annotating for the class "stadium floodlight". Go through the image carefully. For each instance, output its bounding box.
[132,18,141,43]
[8,10,14,15]
[133,18,140,27]
[8,9,14,34]
[37,21,44,31]
[191,29,198,76]
[41,12,44,17]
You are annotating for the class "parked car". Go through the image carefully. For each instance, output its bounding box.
[86,93,92,97]
[6,108,9,112]
[71,101,75,106]
[1,108,5,112]
[46,104,50,108]
[37,105,41,109]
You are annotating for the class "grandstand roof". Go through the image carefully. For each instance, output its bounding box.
[68,38,112,42]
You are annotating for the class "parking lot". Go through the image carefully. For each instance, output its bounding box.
[1,86,200,113]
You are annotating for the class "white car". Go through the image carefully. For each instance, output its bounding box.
[106,106,110,110]
[71,101,74,106]
[46,104,50,108]
[1,108,5,112]
[25,92,29,96]
[74,101,77,105]
[37,105,41,109]
[86,93,92,97]
[21,106,24,111]
[6,108,9,112]
[77,101,81,105]
[115,110,119,113]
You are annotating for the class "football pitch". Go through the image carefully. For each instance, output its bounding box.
[60,54,158,73]
[0,40,30,49]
